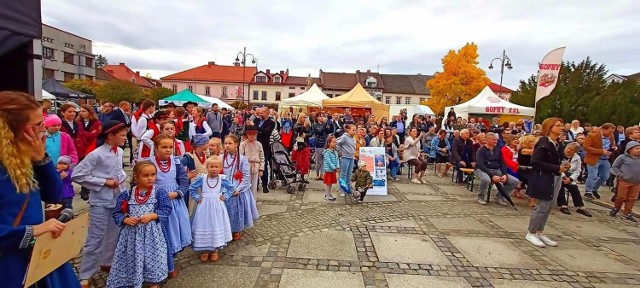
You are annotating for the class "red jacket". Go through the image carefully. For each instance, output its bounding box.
[501,145,519,173]
[75,120,101,159]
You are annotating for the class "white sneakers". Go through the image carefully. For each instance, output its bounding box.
[526,233,557,248]
[411,178,421,184]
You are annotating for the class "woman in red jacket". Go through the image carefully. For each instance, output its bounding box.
[501,134,522,198]
[75,104,101,200]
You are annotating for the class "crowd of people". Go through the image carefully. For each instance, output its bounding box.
[2,93,640,288]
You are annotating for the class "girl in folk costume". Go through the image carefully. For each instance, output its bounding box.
[239,125,265,196]
[181,135,210,215]
[174,107,192,152]
[222,135,259,240]
[189,156,233,262]
[137,110,169,161]
[72,120,128,288]
[209,137,223,157]
[189,106,212,140]
[159,121,186,157]
[150,134,192,278]
[107,161,172,288]
[130,99,156,142]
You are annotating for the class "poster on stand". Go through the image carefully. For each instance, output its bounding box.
[358,147,388,196]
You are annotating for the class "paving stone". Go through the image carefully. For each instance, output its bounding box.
[228,243,271,257]
[491,216,562,235]
[448,236,542,269]
[256,189,293,201]
[436,184,474,196]
[370,232,450,265]
[405,194,447,201]
[371,219,420,228]
[257,204,288,215]
[552,219,634,239]
[600,242,640,263]
[279,269,364,288]
[394,183,438,194]
[541,241,637,274]
[428,217,491,231]
[592,284,640,288]
[164,266,260,288]
[363,194,398,203]
[303,190,346,203]
[287,230,358,261]
[385,274,471,288]
[490,279,573,287]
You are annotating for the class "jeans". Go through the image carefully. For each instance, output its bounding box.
[528,176,562,233]
[475,169,519,201]
[315,147,325,176]
[585,159,611,193]
[340,157,354,184]
[388,158,399,178]
[61,197,73,209]
[261,152,272,189]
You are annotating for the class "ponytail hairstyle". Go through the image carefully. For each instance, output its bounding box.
[134,99,155,120]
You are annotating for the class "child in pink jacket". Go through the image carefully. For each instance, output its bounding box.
[44,115,78,165]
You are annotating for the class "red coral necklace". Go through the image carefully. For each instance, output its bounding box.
[156,156,171,173]
[206,176,219,189]
[223,152,237,169]
[134,186,152,204]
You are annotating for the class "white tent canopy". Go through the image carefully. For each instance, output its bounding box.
[196,94,235,111]
[445,86,535,119]
[42,90,56,100]
[279,83,329,108]
[415,105,435,116]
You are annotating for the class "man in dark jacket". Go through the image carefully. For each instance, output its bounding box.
[474,132,519,205]
[311,114,333,179]
[253,107,275,193]
[390,115,406,144]
[450,129,476,183]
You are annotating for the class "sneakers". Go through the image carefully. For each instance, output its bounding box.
[495,198,509,206]
[623,214,638,222]
[584,193,594,200]
[592,190,601,199]
[525,233,545,248]
[477,198,487,205]
[419,176,426,184]
[537,234,557,247]
[411,178,421,184]
[393,177,399,181]
[353,190,361,199]
[325,195,336,201]
[609,208,620,217]
[338,191,345,197]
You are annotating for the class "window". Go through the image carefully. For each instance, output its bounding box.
[205,86,211,96]
[365,76,377,88]
[335,94,341,97]
[64,42,74,49]
[395,97,401,104]
[43,68,55,80]
[253,90,259,100]
[255,75,267,83]
[43,47,55,60]
[288,86,295,89]
[63,52,74,64]
[275,92,281,101]
[85,57,93,67]
[419,97,426,103]
[288,93,295,98]
[274,76,282,83]
[188,85,193,92]
[300,87,305,90]
[41,36,54,43]
[171,84,177,93]
[261,91,267,101]
[385,97,390,104]
[221,86,228,97]
[63,72,75,82]
[376,95,382,102]
[405,97,411,104]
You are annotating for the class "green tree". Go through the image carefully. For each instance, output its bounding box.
[589,80,640,127]
[64,79,100,96]
[230,101,248,110]
[95,54,108,68]
[97,80,144,103]
[146,87,174,102]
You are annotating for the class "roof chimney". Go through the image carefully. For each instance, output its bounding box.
[366,69,371,73]
[119,62,125,66]
[107,69,114,75]
[266,69,270,75]
[356,70,360,73]
[208,61,215,66]
[279,70,284,75]
[136,71,140,76]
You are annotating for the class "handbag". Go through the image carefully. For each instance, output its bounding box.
[13,193,31,227]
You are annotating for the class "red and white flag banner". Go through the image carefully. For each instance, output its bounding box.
[535,47,566,103]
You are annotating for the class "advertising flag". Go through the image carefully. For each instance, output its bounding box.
[535,47,566,103]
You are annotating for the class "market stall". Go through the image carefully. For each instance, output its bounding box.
[42,78,95,100]
[197,94,235,110]
[279,83,329,109]
[444,86,535,124]
[322,83,389,120]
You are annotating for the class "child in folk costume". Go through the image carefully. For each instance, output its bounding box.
[208,137,223,157]
[189,107,212,140]
[131,99,156,154]
[322,136,340,201]
[239,125,265,195]
[160,121,186,157]
[173,107,192,152]
[72,120,128,288]
[189,156,233,262]
[222,135,258,240]
[107,161,172,288]
[137,110,170,161]
[57,155,75,209]
[182,135,211,215]
[150,134,192,278]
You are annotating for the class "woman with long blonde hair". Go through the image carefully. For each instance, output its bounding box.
[0,91,80,287]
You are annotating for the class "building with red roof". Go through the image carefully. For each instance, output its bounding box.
[489,82,514,100]
[102,63,155,89]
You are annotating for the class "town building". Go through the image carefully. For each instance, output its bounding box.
[379,74,432,105]
[605,73,640,84]
[488,82,514,100]
[356,70,384,102]
[160,61,256,103]
[41,24,95,82]
[318,70,358,98]
[248,69,289,106]
[284,74,322,99]
[101,63,155,89]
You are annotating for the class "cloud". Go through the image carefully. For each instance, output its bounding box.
[42,0,640,87]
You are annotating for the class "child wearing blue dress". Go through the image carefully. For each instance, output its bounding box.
[221,134,257,240]
[190,156,233,262]
[149,134,192,278]
[107,161,172,288]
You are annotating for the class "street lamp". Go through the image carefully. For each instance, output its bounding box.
[488,50,513,99]
[234,47,257,107]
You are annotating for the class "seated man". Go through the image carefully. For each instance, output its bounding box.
[475,132,519,206]
[450,129,475,183]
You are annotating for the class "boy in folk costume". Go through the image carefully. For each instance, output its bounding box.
[181,135,211,215]
[239,125,265,196]
[137,110,170,161]
[72,120,128,288]
[131,99,156,153]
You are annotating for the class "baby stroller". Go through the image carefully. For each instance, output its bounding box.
[268,141,307,194]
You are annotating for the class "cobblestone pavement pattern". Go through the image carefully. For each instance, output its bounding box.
[72,163,640,288]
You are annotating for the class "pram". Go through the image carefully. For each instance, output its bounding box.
[268,141,307,193]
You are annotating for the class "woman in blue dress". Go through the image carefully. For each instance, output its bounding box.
[149,134,192,278]
[0,91,80,288]
[107,161,172,288]
[221,134,256,240]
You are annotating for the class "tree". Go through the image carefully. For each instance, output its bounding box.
[146,87,174,103]
[510,57,608,123]
[230,101,248,110]
[63,79,100,96]
[97,80,144,103]
[426,43,491,116]
[588,80,640,127]
[95,54,108,68]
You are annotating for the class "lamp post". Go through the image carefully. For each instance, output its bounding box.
[234,47,257,107]
[488,50,513,99]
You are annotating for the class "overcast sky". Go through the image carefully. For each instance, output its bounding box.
[42,0,639,89]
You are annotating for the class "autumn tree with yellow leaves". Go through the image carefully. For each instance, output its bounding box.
[425,43,491,116]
